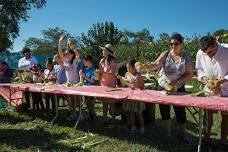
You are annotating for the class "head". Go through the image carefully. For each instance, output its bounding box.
[83,55,93,67]
[169,33,183,53]
[22,47,31,59]
[102,49,109,58]
[64,49,75,60]
[32,64,40,72]
[100,44,115,58]
[46,58,54,70]
[199,36,218,58]
[126,59,137,74]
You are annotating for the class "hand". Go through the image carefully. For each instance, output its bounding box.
[79,70,85,78]
[104,66,111,73]
[170,82,178,88]
[129,80,137,89]
[201,76,210,85]
[211,79,226,94]
[117,75,122,79]
[59,34,64,45]
[135,62,145,72]
[67,38,74,49]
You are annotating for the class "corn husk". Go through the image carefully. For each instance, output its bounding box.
[66,80,73,87]
[135,62,145,72]
[117,76,130,86]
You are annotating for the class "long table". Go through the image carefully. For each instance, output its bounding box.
[0,83,227,152]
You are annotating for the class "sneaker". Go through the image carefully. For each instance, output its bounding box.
[138,127,145,134]
[129,126,136,134]
[180,133,191,145]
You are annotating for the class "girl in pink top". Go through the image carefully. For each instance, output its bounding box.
[99,44,117,122]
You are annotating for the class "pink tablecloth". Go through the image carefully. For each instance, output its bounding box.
[0,85,22,106]
[0,83,227,111]
[127,89,228,112]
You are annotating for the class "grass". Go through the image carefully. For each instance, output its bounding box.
[0,98,223,152]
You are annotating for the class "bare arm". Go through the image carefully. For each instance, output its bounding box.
[68,39,81,61]
[144,52,166,71]
[58,34,65,63]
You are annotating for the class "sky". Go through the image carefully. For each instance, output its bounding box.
[12,0,228,52]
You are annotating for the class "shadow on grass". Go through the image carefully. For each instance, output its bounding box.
[22,108,221,152]
[69,118,198,152]
[0,128,82,151]
[0,111,30,124]
[4,108,222,152]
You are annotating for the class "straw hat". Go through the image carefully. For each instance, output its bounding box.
[99,44,115,56]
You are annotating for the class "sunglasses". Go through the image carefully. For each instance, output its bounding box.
[170,42,180,46]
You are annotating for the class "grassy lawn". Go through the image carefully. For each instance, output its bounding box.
[0,99,222,152]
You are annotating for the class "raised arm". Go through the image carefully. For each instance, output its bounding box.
[58,34,65,62]
[68,38,81,61]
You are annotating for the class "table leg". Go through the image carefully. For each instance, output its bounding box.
[51,94,58,124]
[197,108,203,152]
[74,99,83,132]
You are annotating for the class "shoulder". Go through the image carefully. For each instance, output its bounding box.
[125,72,130,76]
[161,50,169,56]
[196,49,204,56]
[18,57,25,62]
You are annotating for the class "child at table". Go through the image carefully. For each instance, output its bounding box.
[31,64,45,110]
[42,58,57,113]
[58,35,81,120]
[119,59,145,134]
[99,44,117,122]
[80,55,97,120]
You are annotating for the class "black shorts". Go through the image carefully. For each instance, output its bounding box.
[157,85,186,124]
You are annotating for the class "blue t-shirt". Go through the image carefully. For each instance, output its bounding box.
[54,64,67,84]
[83,66,96,85]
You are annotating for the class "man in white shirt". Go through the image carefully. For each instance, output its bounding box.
[18,47,38,71]
[196,36,228,148]
[18,47,38,108]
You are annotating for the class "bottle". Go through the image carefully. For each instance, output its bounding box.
[94,69,100,81]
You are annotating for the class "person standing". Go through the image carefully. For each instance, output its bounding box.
[18,47,38,108]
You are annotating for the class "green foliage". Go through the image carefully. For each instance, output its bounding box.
[81,21,122,65]
[183,35,199,60]
[24,27,79,55]
[213,29,228,43]
[0,0,46,52]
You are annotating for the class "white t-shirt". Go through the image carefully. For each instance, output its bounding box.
[64,60,79,84]
[221,43,228,48]
[18,56,38,71]
[32,74,42,83]
[196,45,228,96]
[44,68,55,80]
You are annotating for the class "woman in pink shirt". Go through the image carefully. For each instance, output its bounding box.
[99,44,117,122]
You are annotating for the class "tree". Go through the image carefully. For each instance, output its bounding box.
[0,0,46,52]
[24,27,79,55]
[81,21,122,65]
[213,29,228,43]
